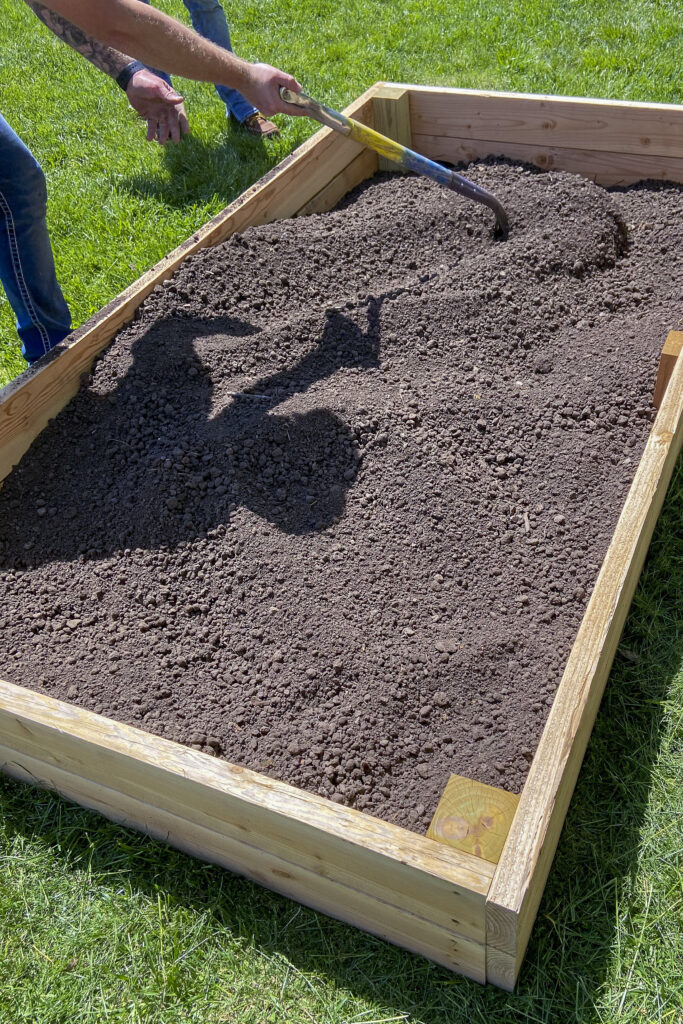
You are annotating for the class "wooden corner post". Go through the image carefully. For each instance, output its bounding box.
[653,330,683,408]
[373,85,413,171]
[428,775,520,866]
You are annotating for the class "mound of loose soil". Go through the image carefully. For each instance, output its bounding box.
[1,164,681,831]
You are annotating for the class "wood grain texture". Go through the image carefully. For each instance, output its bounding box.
[373,86,412,172]
[653,331,683,408]
[1,83,682,990]
[486,348,683,984]
[0,87,380,485]
[404,86,683,159]
[0,741,486,979]
[0,677,493,976]
[427,775,519,864]
[485,945,517,992]
[410,134,683,186]
[294,149,378,217]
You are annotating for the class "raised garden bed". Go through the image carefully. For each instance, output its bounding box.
[1,84,682,989]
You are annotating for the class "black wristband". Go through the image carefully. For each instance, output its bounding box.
[116,60,146,92]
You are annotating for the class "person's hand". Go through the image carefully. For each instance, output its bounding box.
[126,68,190,145]
[243,64,302,118]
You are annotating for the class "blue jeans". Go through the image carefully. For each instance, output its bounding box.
[139,0,257,123]
[0,113,71,364]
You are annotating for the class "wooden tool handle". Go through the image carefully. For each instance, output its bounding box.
[279,87,349,133]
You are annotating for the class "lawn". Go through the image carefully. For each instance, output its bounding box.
[1,0,682,1021]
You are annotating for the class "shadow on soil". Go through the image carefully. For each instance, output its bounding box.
[0,302,382,564]
[1,460,681,1021]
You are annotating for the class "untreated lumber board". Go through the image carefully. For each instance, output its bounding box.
[373,86,412,172]
[485,348,683,991]
[0,738,487,978]
[294,148,378,218]
[0,677,493,979]
[653,331,683,408]
[405,86,683,160]
[428,775,520,864]
[0,86,381,485]
[410,134,683,186]
[1,84,682,991]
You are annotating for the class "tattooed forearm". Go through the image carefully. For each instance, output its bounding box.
[23,0,134,78]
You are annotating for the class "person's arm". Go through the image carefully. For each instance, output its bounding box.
[42,0,302,117]
[23,0,190,144]
[25,0,136,78]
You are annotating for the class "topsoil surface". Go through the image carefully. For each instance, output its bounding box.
[1,163,681,832]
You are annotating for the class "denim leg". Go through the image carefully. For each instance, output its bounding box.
[182,0,257,122]
[135,0,255,120]
[0,113,71,364]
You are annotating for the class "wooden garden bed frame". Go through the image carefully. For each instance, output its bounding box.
[1,84,682,990]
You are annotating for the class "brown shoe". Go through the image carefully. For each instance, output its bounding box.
[242,113,280,138]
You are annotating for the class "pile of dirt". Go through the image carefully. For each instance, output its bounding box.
[0,163,680,831]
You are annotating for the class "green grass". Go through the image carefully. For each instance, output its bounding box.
[1,0,682,1020]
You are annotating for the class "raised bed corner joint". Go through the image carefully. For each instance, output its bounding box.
[280,87,510,238]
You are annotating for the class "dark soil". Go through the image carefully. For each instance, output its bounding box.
[1,164,681,832]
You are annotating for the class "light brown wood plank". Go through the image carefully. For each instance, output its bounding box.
[653,330,683,408]
[405,86,683,159]
[411,134,683,186]
[373,86,412,172]
[0,678,493,944]
[294,148,378,218]
[486,347,683,983]
[0,87,381,485]
[0,742,487,980]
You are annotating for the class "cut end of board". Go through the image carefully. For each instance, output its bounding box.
[653,331,683,408]
[427,774,520,864]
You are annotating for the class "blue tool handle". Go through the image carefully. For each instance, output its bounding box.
[279,87,509,237]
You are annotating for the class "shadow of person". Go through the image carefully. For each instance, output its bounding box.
[118,127,279,209]
[201,300,382,534]
[0,300,382,566]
